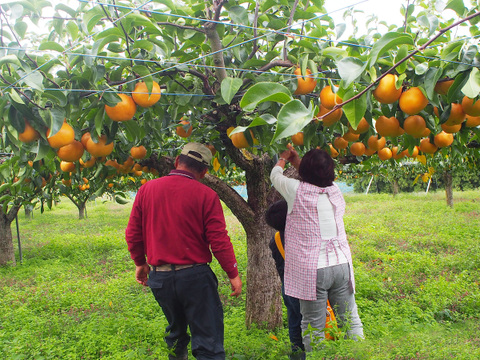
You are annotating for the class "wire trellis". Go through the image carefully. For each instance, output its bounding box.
[0,0,477,98]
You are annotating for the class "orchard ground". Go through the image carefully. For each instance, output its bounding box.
[1,189,480,359]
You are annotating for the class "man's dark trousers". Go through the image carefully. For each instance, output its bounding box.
[148,264,225,359]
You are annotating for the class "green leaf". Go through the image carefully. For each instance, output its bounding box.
[343,91,367,128]
[20,70,44,91]
[0,182,10,194]
[240,82,292,112]
[0,54,22,67]
[14,21,27,38]
[127,13,155,28]
[65,21,79,40]
[424,67,443,101]
[336,23,346,39]
[123,120,145,143]
[33,141,52,162]
[38,42,65,52]
[229,115,277,136]
[446,0,466,16]
[395,45,409,74]
[9,97,33,123]
[43,89,68,106]
[149,38,171,58]
[107,43,125,53]
[337,57,365,88]
[447,71,469,103]
[55,4,77,18]
[321,47,348,60]
[367,32,414,67]
[415,62,429,75]
[132,40,154,52]
[94,185,106,198]
[9,89,25,104]
[48,107,67,135]
[417,15,439,37]
[221,77,243,105]
[115,195,129,205]
[94,108,104,137]
[132,65,150,78]
[271,100,315,143]
[95,27,124,40]
[92,35,121,54]
[461,67,480,98]
[87,14,104,33]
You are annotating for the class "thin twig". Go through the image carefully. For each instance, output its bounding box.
[0,74,47,109]
[242,60,295,87]
[403,0,410,33]
[246,3,259,61]
[156,22,206,33]
[283,0,300,61]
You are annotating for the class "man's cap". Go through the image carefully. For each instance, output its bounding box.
[180,142,213,166]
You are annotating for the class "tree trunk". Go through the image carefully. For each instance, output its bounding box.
[0,205,20,266]
[392,179,400,196]
[77,201,87,219]
[24,204,33,219]
[244,218,283,329]
[203,153,284,330]
[443,170,454,207]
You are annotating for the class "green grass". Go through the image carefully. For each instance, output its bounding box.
[1,190,480,359]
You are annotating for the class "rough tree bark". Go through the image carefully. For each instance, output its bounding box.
[65,195,87,219]
[392,179,400,196]
[443,170,454,208]
[197,3,284,329]
[212,152,283,329]
[78,202,86,219]
[0,204,21,266]
[24,205,33,219]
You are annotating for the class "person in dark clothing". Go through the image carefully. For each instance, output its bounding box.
[265,200,305,360]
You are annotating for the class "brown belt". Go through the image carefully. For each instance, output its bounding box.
[153,263,206,272]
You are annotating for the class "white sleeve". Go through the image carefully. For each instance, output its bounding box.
[270,166,300,213]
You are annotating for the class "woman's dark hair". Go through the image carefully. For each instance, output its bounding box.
[177,154,209,173]
[265,199,288,231]
[298,149,335,187]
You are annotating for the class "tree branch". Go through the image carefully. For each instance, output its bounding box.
[189,68,215,95]
[0,74,47,110]
[242,60,295,87]
[204,22,228,85]
[283,0,300,61]
[202,173,255,222]
[246,3,259,61]
[316,10,480,122]
[6,204,21,223]
[156,22,206,33]
[204,1,228,86]
[403,0,410,33]
[213,0,227,22]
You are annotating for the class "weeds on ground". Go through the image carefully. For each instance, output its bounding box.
[1,191,479,359]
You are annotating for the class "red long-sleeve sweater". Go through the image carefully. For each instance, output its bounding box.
[125,169,239,279]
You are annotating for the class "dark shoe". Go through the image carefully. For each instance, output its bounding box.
[168,347,188,360]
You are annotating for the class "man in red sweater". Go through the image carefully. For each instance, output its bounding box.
[125,142,242,360]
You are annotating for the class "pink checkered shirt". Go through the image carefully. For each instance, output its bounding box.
[284,181,355,301]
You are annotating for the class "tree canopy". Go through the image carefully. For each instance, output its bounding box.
[1,0,480,326]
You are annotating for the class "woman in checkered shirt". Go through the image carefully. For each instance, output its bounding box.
[270,147,364,351]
